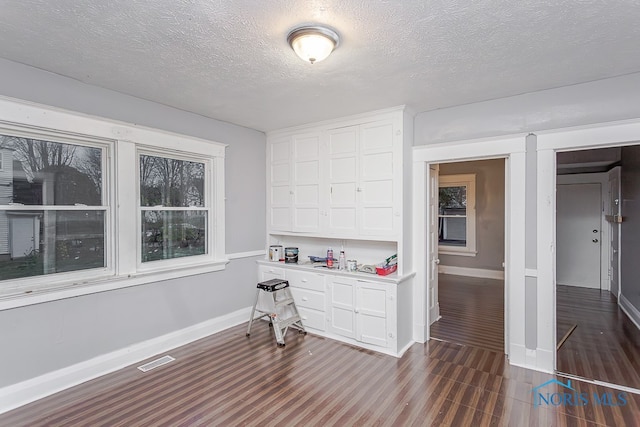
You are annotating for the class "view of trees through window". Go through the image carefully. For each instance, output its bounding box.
[140,154,207,262]
[0,135,105,280]
[438,185,467,246]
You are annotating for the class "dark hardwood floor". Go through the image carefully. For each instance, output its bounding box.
[557,284,640,390]
[430,274,504,353]
[3,319,639,426]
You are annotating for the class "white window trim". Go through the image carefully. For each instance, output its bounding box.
[438,173,477,256]
[0,96,227,310]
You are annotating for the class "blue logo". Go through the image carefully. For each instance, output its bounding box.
[532,379,627,408]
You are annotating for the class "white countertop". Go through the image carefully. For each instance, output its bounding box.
[257,259,414,285]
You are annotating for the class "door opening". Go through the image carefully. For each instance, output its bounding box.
[428,158,506,354]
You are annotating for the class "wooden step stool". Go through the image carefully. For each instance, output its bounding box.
[246,279,306,347]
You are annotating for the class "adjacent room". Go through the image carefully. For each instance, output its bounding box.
[1,1,640,425]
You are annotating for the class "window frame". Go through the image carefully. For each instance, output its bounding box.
[0,97,227,309]
[135,147,214,271]
[438,173,477,256]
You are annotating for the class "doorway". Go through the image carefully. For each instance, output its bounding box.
[429,159,506,353]
[554,147,640,390]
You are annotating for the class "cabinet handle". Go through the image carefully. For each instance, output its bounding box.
[302,297,309,301]
[302,279,308,282]
[302,316,308,320]
[354,307,359,313]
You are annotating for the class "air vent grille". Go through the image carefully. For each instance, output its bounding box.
[137,355,175,372]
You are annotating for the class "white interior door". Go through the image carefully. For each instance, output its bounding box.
[556,183,602,289]
[608,167,621,298]
[427,164,440,325]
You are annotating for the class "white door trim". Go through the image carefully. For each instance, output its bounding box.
[412,134,527,363]
[536,118,640,372]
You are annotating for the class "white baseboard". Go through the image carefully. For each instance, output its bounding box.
[0,306,252,415]
[620,294,640,331]
[508,344,554,374]
[438,265,504,280]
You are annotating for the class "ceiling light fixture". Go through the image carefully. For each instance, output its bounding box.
[287,25,340,64]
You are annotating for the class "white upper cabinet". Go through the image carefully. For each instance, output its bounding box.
[266,107,410,242]
[292,133,322,232]
[268,136,292,231]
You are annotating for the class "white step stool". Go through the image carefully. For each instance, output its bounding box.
[246,279,306,347]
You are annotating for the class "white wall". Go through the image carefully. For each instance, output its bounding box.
[0,58,266,388]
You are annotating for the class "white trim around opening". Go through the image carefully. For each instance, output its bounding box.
[536,118,640,373]
[412,134,527,365]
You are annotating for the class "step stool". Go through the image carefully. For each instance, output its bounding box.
[246,279,306,347]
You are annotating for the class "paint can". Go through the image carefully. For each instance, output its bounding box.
[285,247,299,263]
[347,260,357,272]
[269,245,283,262]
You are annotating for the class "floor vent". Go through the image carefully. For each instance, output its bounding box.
[137,355,175,372]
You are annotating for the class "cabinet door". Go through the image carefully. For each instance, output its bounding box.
[358,120,397,236]
[356,281,388,347]
[326,126,358,235]
[327,277,356,339]
[292,133,322,232]
[268,136,292,231]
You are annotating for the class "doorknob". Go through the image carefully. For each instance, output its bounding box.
[592,238,599,243]
[592,229,598,233]
[434,259,440,264]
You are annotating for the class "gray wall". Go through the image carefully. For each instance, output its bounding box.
[621,146,640,312]
[439,159,505,271]
[0,58,265,387]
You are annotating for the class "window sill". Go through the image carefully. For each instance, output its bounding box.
[438,249,477,257]
[0,259,229,311]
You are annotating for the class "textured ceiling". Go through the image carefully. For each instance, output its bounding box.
[0,0,639,132]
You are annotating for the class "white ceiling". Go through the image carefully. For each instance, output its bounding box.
[0,1,639,132]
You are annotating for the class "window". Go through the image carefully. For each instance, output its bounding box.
[0,133,107,280]
[139,153,208,264]
[0,97,226,305]
[438,174,476,256]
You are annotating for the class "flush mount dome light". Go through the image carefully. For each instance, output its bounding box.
[287,25,340,64]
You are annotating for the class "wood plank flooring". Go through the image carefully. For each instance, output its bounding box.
[557,284,640,390]
[3,320,639,426]
[430,274,504,353]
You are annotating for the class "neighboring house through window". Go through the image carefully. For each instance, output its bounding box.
[0,98,226,301]
[438,174,476,256]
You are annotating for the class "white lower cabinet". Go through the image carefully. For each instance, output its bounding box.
[327,276,394,348]
[257,262,411,357]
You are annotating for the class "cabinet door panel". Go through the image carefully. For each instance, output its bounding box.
[362,207,394,234]
[328,279,356,338]
[361,122,393,151]
[270,207,291,230]
[295,160,319,183]
[272,163,290,183]
[295,184,319,204]
[271,139,291,162]
[294,134,320,158]
[362,152,393,178]
[329,208,356,230]
[359,315,387,347]
[328,127,358,155]
[331,182,356,205]
[294,208,320,230]
[357,285,387,317]
[330,157,357,181]
[362,180,393,204]
[271,185,290,205]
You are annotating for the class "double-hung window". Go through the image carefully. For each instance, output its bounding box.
[0,132,108,284]
[0,97,226,306]
[139,152,208,265]
[438,174,476,256]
